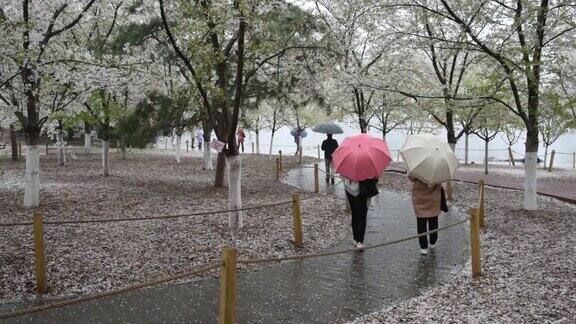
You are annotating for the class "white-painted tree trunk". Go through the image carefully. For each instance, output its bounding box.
[175,134,182,163]
[449,142,456,153]
[523,151,538,210]
[543,145,549,168]
[255,131,260,154]
[227,155,242,229]
[24,145,40,207]
[57,132,66,166]
[203,142,213,170]
[269,133,275,155]
[84,132,92,154]
[464,133,469,165]
[102,140,110,176]
[484,140,489,175]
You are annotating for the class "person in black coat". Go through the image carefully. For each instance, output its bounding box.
[321,134,339,183]
[344,177,379,250]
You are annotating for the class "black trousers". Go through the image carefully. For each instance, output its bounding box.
[417,216,438,249]
[346,191,368,243]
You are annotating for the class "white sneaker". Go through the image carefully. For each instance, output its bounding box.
[356,242,365,251]
[420,248,428,255]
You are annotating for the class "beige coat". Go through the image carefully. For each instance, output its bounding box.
[409,176,441,218]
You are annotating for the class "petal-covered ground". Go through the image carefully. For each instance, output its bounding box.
[0,149,348,303]
[352,172,576,323]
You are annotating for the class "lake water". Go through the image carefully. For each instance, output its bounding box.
[158,123,576,169]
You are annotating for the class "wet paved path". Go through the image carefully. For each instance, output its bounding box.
[2,163,469,324]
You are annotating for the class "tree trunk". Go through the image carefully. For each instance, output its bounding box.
[10,124,18,161]
[269,131,275,155]
[121,142,127,160]
[449,142,456,153]
[484,139,489,175]
[227,155,242,229]
[175,134,182,163]
[215,152,226,188]
[255,130,260,154]
[84,132,92,154]
[464,133,469,165]
[23,145,40,207]
[543,145,549,168]
[523,130,539,210]
[57,132,66,166]
[102,140,110,176]
[203,142,213,170]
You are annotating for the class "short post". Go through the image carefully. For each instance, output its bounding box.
[478,180,485,229]
[219,247,237,324]
[396,150,400,162]
[165,138,168,150]
[298,146,303,164]
[508,147,515,166]
[548,150,556,172]
[117,140,120,153]
[313,163,319,193]
[573,152,575,169]
[317,145,321,160]
[469,208,482,278]
[251,142,255,154]
[18,142,22,159]
[45,142,49,155]
[33,212,47,294]
[292,193,303,248]
[279,150,283,172]
[446,182,453,201]
[275,158,280,180]
[186,140,189,153]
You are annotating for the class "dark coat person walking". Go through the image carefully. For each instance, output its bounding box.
[321,134,338,183]
[344,177,379,250]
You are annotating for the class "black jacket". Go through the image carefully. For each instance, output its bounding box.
[321,138,339,159]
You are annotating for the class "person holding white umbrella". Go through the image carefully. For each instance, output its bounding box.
[400,134,458,255]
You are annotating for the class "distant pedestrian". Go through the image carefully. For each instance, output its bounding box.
[237,127,245,153]
[408,175,446,255]
[321,134,338,183]
[196,130,203,151]
[344,177,379,250]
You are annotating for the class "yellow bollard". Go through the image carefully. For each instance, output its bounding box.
[478,180,485,229]
[275,158,280,180]
[219,247,237,324]
[292,193,303,248]
[548,150,556,172]
[33,212,47,294]
[469,208,482,278]
[313,163,319,193]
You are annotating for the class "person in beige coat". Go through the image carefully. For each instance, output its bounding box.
[408,175,442,255]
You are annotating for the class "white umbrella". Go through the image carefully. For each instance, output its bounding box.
[400,134,458,186]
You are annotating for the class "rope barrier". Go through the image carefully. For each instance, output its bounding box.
[0,167,341,227]
[0,263,220,320]
[238,218,469,264]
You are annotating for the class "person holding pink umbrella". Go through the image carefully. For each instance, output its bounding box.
[332,134,392,250]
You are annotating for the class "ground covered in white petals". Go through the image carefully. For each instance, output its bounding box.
[0,149,348,303]
[352,172,576,323]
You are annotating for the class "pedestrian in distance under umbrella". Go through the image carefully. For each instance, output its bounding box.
[321,134,338,184]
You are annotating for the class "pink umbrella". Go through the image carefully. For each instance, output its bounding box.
[332,134,392,181]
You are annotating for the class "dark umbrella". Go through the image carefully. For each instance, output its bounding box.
[312,123,344,134]
[290,129,308,138]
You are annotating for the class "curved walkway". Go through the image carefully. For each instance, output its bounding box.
[1,164,469,323]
